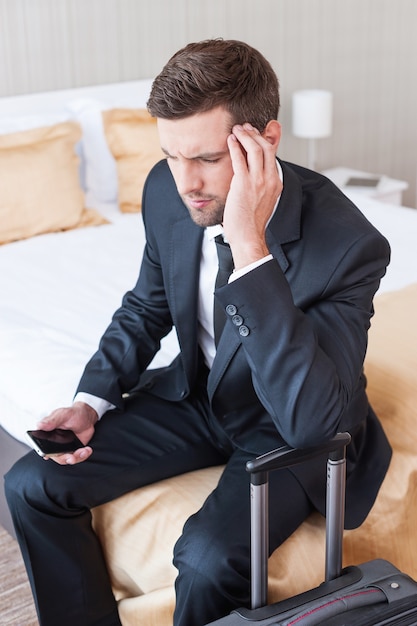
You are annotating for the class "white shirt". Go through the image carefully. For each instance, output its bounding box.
[76,161,283,416]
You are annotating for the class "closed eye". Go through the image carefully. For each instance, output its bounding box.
[201,158,221,164]
[161,148,228,164]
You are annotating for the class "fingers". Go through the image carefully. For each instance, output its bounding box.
[37,412,62,431]
[35,404,97,466]
[37,406,77,431]
[229,123,275,175]
[38,404,98,435]
[226,132,248,175]
[45,446,93,466]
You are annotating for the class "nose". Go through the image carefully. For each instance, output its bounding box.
[171,160,204,197]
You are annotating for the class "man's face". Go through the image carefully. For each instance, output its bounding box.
[157,107,234,227]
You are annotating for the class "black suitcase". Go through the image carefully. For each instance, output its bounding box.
[207,433,417,625]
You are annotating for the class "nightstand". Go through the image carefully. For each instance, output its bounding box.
[322,167,409,206]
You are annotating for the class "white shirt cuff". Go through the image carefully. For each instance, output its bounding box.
[73,392,115,420]
[229,254,273,282]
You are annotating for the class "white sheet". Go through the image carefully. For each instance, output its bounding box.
[346,191,417,294]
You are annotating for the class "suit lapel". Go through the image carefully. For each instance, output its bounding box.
[207,324,241,400]
[266,160,303,266]
[169,214,204,383]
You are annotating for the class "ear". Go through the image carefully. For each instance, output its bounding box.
[262,120,282,150]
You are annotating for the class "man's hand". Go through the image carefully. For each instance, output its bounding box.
[36,401,98,465]
[223,122,282,270]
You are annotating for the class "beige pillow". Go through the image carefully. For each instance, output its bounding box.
[0,121,107,245]
[102,109,164,213]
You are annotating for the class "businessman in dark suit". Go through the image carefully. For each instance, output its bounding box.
[5,39,391,626]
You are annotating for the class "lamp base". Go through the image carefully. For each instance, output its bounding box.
[307,137,316,171]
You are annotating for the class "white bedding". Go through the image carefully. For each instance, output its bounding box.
[1,80,416,443]
[345,191,417,294]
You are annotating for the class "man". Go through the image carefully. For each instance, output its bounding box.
[5,39,392,626]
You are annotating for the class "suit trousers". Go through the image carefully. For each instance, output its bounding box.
[4,386,313,626]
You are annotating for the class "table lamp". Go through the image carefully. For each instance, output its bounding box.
[292,89,333,171]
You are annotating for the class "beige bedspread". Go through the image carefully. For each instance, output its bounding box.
[92,283,417,625]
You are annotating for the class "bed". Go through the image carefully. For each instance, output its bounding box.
[1,80,417,625]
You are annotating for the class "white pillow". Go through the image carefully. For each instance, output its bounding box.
[66,98,118,206]
[67,81,154,208]
[0,113,69,135]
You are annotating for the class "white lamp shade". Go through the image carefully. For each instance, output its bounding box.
[292,89,333,139]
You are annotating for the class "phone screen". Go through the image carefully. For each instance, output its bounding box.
[26,429,84,456]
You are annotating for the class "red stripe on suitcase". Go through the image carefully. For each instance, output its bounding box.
[287,587,385,625]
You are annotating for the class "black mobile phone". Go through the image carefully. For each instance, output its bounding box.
[25,428,84,457]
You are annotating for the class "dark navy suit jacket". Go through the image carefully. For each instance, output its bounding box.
[77,158,392,529]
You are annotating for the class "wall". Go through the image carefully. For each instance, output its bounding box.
[1,0,416,207]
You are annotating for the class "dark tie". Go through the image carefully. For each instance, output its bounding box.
[214,234,234,346]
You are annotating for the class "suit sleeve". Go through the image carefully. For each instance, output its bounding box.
[216,228,390,448]
[75,204,174,409]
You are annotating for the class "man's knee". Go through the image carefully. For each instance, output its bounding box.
[4,453,36,503]
[5,452,69,515]
[173,513,250,598]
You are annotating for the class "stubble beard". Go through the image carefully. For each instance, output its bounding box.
[182,194,225,228]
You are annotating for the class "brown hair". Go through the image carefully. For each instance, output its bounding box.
[147,39,280,132]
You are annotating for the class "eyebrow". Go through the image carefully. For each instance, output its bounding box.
[161,148,229,160]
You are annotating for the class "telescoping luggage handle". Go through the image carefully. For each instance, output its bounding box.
[246,432,352,610]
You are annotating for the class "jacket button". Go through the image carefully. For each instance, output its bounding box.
[239,325,250,337]
[226,304,237,316]
[232,314,243,326]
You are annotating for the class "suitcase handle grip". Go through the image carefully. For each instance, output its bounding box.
[246,432,351,609]
[246,432,351,482]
